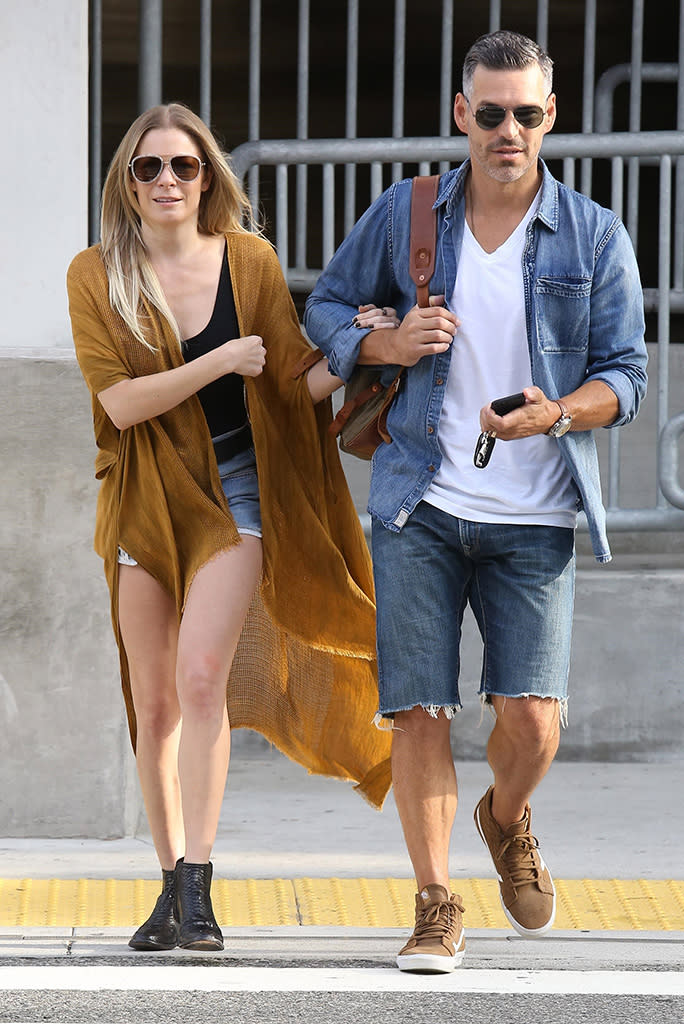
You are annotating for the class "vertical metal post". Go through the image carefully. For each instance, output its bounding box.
[674,0,684,290]
[439,0,454,174]
[608,155,625,508]
[139,0,163,112]
[562,158,575,190]
[657,155,672,508]
[611,157,624,221]
[344,0,360,236]
[323,164,335,266]
[295,0,310,270]
[536,0,549,50]
[88,0,103,245]
[248,0,261,213]
[276,164,289,273]
[627,0,645,247]
[391,0,406,181]
[370,163,383,203]
[489,0,501,32]
[580,0,597,196]
[199,0,212,125]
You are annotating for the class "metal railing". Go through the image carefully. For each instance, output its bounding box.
[88,0,684,245]
[232,131,684,527]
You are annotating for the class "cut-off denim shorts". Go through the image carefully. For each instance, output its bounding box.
[117,445,262,566]
[370,500,575,719]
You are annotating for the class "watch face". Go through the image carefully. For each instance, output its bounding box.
[550,416,572,437]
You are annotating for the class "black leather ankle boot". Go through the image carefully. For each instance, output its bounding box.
[177,860,224,950]
[128,858,182,951]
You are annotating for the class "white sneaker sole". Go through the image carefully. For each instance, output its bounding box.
[396,932,466,973]
[501,875,557,938]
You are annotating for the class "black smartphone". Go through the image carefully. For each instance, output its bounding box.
[491,392,526,416]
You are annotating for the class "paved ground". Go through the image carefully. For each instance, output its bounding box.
[1,750,683,1022]
[2,750,683,880]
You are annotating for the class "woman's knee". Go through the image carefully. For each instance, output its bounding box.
[132,689,181,739]
[177,654,227,718]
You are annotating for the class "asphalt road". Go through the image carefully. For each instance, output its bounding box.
[2,932,684,1024]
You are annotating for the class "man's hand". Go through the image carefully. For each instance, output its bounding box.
[479,386,559,438]
[359,295,459,366]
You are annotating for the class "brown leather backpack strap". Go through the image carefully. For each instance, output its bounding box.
[409,174,440,308]
[330,379,384,436]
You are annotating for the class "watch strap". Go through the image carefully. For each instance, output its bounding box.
[547,399,571,436]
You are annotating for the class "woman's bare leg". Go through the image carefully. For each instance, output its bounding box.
[118,564,183,870]
[176,537,262,864]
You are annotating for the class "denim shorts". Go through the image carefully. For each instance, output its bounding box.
[370,500,575,717]
[117,446,262,565]
[215,445,262,539]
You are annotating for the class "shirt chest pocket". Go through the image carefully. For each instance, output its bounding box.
[534,276,592,353]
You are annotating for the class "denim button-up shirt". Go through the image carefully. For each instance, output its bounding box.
[304,160,648,563]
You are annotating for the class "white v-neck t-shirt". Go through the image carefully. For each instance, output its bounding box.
[424,193,577,527]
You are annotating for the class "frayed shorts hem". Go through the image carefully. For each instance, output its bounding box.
[373,701,463,731]
[373,693,569,731]
[479,691,569,728]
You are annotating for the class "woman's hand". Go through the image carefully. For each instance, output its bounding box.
[217,335,266,378]
[353,304,401,330]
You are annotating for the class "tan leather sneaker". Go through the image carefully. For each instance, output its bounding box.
[474,785,556,936]
[396,884,466,973]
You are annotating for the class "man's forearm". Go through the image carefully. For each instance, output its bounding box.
[561,379,619,431]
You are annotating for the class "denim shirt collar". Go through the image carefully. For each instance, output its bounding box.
[436,157,560,232]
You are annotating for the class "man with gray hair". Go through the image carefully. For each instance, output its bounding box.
[305,30,647,972]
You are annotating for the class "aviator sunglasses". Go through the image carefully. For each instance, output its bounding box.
[129,154,207,184]
[466,98,549,131]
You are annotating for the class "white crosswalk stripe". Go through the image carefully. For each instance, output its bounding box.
[2,965,684,995]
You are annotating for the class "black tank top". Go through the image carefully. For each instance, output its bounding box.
[182,250,248,439]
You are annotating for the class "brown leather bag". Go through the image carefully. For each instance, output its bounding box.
[330,174,440,460]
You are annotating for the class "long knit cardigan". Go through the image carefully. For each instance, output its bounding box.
[66,230,392,809]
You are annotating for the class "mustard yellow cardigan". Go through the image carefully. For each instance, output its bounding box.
[67,231,391,808]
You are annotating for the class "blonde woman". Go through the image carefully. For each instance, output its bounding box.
[67,103,393,952]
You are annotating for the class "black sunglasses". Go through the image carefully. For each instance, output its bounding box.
[129,154,206,184]
[467,99,548,131]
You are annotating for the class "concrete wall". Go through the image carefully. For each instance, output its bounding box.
[0,355,140,838]
[1,0,89,351]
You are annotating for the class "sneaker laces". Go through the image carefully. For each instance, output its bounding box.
[497,830,543,888]
[414,897,465,942]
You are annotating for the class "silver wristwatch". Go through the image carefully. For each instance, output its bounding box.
[546,399,572,438]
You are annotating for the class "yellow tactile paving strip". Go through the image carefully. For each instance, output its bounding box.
[1,878,684,931]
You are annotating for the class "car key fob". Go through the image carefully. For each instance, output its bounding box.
[474,393,525,468]
[490,392,525,416]
[474,430,496,468]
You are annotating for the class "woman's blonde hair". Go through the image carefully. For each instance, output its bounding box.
[100,102,258,348]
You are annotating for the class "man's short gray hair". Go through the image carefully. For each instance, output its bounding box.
[462,30,554,98]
